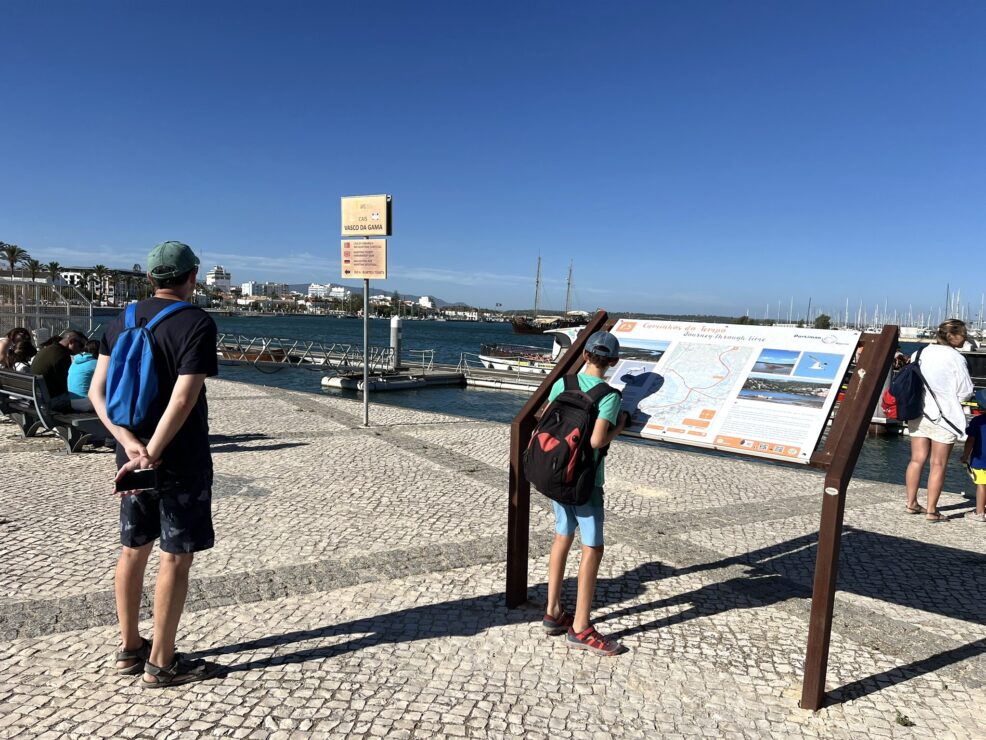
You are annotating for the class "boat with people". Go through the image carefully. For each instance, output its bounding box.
[478,326,582,373]
[511,258,590,335]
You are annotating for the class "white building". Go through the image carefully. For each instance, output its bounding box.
[308,283,330,298]
[329,285,352,301]
[418,295,436,310]
[205,265,231,292]
[241,281,261,296]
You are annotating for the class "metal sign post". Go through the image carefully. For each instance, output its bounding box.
[363,277,369,426]
[340,194,392,429]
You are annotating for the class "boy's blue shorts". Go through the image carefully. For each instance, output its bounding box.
[552,488,604,547]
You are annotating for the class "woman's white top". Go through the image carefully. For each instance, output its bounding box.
[910,343,974,436]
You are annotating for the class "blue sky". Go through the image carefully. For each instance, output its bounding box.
[1,1,983,320]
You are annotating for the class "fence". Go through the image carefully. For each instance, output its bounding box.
[0,278,93,341]
[216,334,397,375]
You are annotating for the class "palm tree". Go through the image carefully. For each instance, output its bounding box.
[23,258,43,282]
[44,260,62,285]
[92,264,109,305]
[0,242,29,278]
[79,270,93,300]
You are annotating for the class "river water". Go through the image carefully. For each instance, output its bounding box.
[213,316,974,497]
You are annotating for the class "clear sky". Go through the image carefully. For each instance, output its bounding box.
[1,1,983,321]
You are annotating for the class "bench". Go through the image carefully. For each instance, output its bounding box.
[0,368,110,453]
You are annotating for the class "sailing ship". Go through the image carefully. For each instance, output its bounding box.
[511,259,590,335]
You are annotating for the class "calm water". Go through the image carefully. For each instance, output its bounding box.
[213,316,973,497]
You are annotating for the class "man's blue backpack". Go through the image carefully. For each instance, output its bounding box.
[105,301,192,428]
[887,345,927,423]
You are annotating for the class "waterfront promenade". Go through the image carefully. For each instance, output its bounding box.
[2,379,985,738]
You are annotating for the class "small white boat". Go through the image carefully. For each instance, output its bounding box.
[478,327,582,374]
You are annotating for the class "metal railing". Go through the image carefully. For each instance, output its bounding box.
[406,348,434,371]
[216,334,396,375]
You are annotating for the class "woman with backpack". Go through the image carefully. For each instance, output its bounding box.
[904,318,974,522]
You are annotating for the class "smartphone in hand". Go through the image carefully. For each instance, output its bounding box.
[115,467,158,493]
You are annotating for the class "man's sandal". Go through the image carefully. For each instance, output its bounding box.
[113,637,152,675]
[905,504,926,515]
[142,653,214,688]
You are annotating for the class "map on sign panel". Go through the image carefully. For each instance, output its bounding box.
[615,343,754,437]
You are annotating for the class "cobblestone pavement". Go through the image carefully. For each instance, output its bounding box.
[2,378,986,738]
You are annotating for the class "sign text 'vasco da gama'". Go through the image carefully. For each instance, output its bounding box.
[341,194,391,236]
[341,239,387,280]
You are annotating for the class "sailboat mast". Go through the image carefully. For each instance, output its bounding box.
[533,256,541,316]
[564,261,572,314]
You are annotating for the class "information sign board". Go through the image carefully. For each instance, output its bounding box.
[599,320,862,463]
[341,195,391,236]
[341,239,387,280]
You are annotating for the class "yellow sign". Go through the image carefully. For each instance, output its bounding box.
[341,194,391,236]
[341,239,387,280]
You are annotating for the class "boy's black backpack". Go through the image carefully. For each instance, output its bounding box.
[523,375,621,506]
[887,346,926,422]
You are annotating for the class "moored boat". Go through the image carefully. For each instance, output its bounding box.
[478,326,582,373]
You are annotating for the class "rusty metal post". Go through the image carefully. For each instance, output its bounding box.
[506,310,610,607]
[800,325,898,710]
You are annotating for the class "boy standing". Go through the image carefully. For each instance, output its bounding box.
[960,389,986,522]
[543,330,629,656]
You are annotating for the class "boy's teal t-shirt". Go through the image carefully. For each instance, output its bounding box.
[547,373,622,494]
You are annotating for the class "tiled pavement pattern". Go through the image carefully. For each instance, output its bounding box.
[2,378,986,738]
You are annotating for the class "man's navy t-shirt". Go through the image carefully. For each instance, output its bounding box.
[100,297,218,477]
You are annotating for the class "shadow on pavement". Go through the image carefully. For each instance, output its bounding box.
[190,561,670,675]
[188,526,986,706]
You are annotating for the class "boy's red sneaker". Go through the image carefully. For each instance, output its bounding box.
[566,625,622,656]
[542,610,574,635]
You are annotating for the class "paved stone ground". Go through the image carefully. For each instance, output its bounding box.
[2,378,986,738]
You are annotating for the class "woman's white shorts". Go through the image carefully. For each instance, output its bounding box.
[907,415,960,445]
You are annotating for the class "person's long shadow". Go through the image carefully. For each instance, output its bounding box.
[190,561,672,676]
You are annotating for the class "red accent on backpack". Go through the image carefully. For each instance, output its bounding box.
[881,388,898,419]
[537,432,560,453]
[564,429,581,483]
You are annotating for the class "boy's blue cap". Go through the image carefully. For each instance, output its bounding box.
[585,330,620,359]
[976,389,986,408]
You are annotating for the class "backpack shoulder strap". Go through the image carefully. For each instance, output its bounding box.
[145,301,194,331]
[562,374,581,392]
[124,303,137,329]
[586,382,620,405]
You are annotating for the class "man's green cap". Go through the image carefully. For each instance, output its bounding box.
[146,241,200,279]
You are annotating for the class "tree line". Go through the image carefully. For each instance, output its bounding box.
[0,240,152,303]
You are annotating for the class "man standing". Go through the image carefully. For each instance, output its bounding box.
[90,241,218,687]
[31,329,87,409]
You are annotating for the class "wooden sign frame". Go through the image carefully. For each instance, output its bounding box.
[505,311,898,712]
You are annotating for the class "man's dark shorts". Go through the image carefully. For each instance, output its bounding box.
[120,470,214,554]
